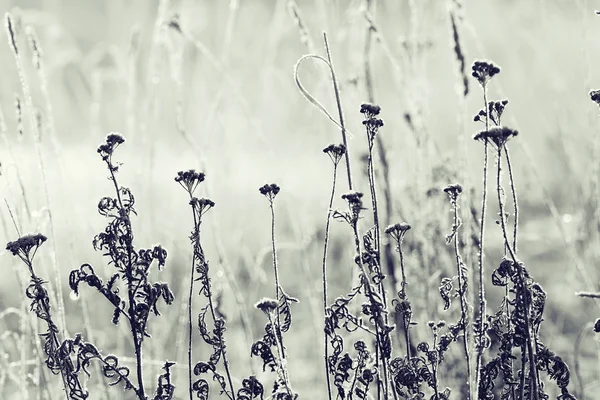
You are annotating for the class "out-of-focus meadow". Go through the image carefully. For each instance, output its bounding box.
[1,0,600,398]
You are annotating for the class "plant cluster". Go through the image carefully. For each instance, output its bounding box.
[5,44,581,400]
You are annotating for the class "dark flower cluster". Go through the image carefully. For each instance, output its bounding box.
[443,183,462,203]
[323,143,346,165]
[97,133,125,163]
[360,103,384,143]
[259,183,281,202]
[471,60,501,86]
[384,223,411,243]
[190,197,215,220]
[335,191,365,225]
[473,126,519,148]
[474,99,509,126]
[175,169,206,196]
[6,233,47,264]
[255,298,279,314]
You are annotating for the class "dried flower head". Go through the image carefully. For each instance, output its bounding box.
[338,191,365,224]
[384,222,411,243]
[6,233,47,264]
[443,183,463,202]
[255,298,279,314]
[360,103,384,143]
[473,126,518,148]
[360,103,381,119]
[97,133,125,161]
[323,143,346,165]
[175,170,206,196]
[471,60,500,86]
[259,183,280,202]
[189,197,215,219]
[474,100,509,126]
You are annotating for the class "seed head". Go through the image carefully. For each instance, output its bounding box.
[6,233,47,265]
[259,183,280,202]
[323,143,346,165]
[360,103,381,118]
[341,191,363,206]
[97,133,125,161]
[473,126,518,148]
[471,60,501,86]
[175,170,205,196]
[255,298,279,314]
[443,183,463,202]
[384,222,411,243]
[340,191,365,223]
[360,103,384,143]
[190,197,215,218]
[590,90,600,107]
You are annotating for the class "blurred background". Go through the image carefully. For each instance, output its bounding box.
[1,0,600,398]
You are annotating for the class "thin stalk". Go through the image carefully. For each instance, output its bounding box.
[431,331,440,400]
[495,146,539,400]
[270,202,282,329]
[192,215,236,400]
[504,147,519,253]
[397,240,411,360]
[474,86,490,400]
[321,164,340,400]
[187,203,198,400]
[367,141,397,400]
[323,33,353,190]
[450,198,471,400]
[350,220,390,400]
[363,0,396,294]
[265,312,294,397]
[268,200,294,394]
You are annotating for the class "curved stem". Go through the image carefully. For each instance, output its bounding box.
[323,33,353,191]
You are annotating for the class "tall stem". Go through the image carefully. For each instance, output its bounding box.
[495,146,539,400]
[107,158,145,399]
[322,165,339,400]
[451,199,471,400]
[504,147,519,253]
[474,87,489,399]
[187,204,198,400]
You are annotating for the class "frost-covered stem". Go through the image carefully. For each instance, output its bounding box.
[495,146,539,400]
[321,164,339,400]
[474,86,489,400]
[450,198,472,400]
